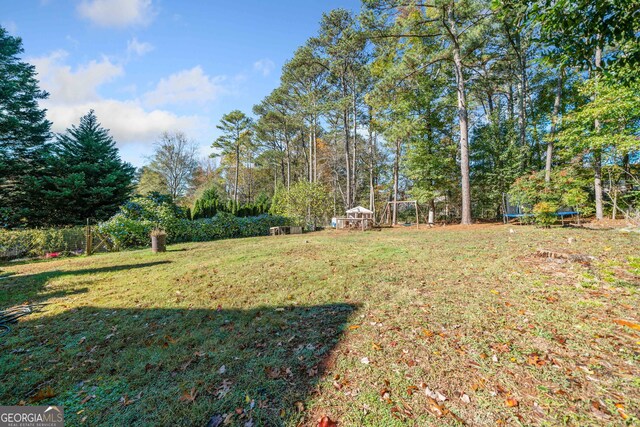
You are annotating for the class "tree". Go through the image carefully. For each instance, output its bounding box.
[0,26,52,227]
[148,132,199,201]
[363,0,491,224]
[42,110,135,224]
[212,110,253,203]
[136,166,168,196]
[271,181,332,229]
[534,0,640,219]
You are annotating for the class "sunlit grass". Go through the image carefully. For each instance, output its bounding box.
[1,225,638,426]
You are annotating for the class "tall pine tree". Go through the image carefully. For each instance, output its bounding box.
[43,110,135,224]
[0,26,52,227]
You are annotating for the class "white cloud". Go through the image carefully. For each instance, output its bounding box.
[127,37,154,57]
[143,66,226,107]
[253,58,275,77]
[30,50,208,153]
[30,50,123,103]
[77,0,156,28]
[44,100,201,144]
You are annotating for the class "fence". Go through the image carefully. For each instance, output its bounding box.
[0,223,111,261]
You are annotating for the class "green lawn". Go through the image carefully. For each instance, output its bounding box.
[1,225,639,426]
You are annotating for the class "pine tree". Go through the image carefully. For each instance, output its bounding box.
[0,26,52,227]
[43,110,135,224]
[212,110,253,203]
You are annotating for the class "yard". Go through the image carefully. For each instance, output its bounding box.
[1,225,639,426]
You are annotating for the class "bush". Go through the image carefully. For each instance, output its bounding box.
[0,227,85,260]
[509,168,591,226]
[98,212,289,249]
[270,182,331,230]
[532,202,559,228]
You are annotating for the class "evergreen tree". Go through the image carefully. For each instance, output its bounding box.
[43,110,135,224]
[0,26,52,227]
[212,110,253,203]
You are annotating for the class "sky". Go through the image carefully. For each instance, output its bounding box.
[1,0,361,167]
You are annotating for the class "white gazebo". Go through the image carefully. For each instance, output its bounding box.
[333,206,374,230]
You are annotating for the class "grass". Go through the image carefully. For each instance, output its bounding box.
[1,224,639,426]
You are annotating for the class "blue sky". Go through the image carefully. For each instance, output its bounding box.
[1,0,360,166]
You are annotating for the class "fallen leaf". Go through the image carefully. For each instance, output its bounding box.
[307,366,318,377]
[615,403,628,420]
[317,416,337,427]
[460,393,470,404]
[360,357,370,365]
[372,342,382,351]
[591,400,611,420]
[406,385,418,396]
[505,398,519,407]
[119,395,135,406]
[426,397,445,418]
[265,366,281,379]
[179,388,198,403]
[424,387,437,399]
[30,386,56,403]
[613,319,640,331]
[349,325,360,330]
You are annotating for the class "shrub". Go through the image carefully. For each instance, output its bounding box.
[0,227,85,260]
[98,212,289,249]
[532,202,559,227]
[97,214,154,249]
[271,182,331,230]
[509,168,591,226]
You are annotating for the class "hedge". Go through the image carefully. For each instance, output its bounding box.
[0,227,85,260]
[97,212,289,250]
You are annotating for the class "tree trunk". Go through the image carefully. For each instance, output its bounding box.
[369,113,376,214]
[313,117,318,182]
[517,35,528,171]
[343,102,352,209]
[286,141,291,191]
[392,139,400,225]
[234,145,240,203]
[594,44,603,220]
[309,127,313,182]
[448,4,472,225]
[352,87,358,206]
[545,68,563,183]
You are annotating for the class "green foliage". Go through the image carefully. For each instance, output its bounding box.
[192,187,271,220]
[98,192,286,249]
[0,26,52,228]
[556,78,640,155]
[509,168,592,225]
[470,116,522,219]
[136,166,168,196]
[0,227,85,259]
[532,201,559,228]
[41,110,136,225]
[212,110,254,202]
[192,187,224,220]
[98,212,288,249]
[270,182,331,229]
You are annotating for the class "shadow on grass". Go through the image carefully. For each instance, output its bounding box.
[1,303,357,426]
[0,261,172,308]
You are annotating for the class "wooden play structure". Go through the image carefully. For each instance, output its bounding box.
[380,200,422,228]
[333,206,374,230]
[269,226,303,236]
